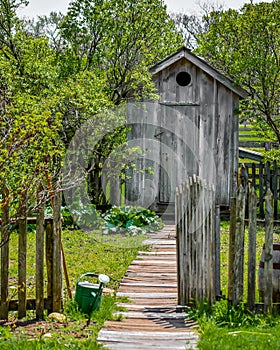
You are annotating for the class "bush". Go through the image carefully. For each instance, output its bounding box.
[102,205,164,235]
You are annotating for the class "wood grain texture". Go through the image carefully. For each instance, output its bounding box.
[97,225,198,350]
[176,176,216,306]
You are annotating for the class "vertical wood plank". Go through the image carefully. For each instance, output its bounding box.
[36,193,45,320]
[192,176,198,303]
[110,176,121,207]
[264,189,273,314]
[175,186,182,305]
[46,219,53,314]
[182,182,188,305]
[209,185,216,304]
[196,179,201,302]
[232,185,245,306]
[52,191,62,312]
[201,182,206,301]
[186,180,191,305]
[18,194,27,319]
[205,184,210,302]
[252,163,256,189]
[247,187,257,311]
[0,186,10,320]
[189,177,195,301]
[265,162,271,192]
[259,163,264,218]
[228,196,236,301]
[272,161,278,220]
[215,205,221,299]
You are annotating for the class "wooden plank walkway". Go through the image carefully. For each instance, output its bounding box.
[97,225,199,350]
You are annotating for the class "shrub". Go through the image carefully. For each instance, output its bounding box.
[102,205,164,235]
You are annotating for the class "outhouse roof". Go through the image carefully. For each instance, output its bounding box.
[150,47,248,99]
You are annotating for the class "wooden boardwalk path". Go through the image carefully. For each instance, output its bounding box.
[97,225,199,350]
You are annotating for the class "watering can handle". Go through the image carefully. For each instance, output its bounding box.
[77,272,99,283]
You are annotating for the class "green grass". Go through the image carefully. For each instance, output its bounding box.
[199,324,280,350]
[8,228,147,295]
[2,227,149,349]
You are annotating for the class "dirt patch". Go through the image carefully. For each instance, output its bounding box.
[0,318,96,340]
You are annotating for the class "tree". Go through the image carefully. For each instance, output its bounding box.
[170,1,225,49]
[60,0,184,104]
[0,0,64,234]
[195,1,280,150]
[23,11,65,52]
[55,0,184,205]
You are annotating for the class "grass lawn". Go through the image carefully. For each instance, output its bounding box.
[199,324,280,350]
[0,227,149,349]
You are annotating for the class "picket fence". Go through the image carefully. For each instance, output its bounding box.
[176,174,279,313]
[228,185,275,313]
[175,175,218,306]
[239,161,280,219]
[0,192,63,320]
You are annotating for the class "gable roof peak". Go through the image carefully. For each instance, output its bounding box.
[150,47,248,99]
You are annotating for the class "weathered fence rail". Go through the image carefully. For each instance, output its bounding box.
[175,175,217,306]
[239,123,279,150]
[0,192,63,320]
[239,161,280,219]
[228,185,275,312]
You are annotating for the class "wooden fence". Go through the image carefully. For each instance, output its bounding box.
[228,185,275,312]
[0,192,63,320]
[239,161,280,219]
[239,123,278,150]
[175,175,218,306]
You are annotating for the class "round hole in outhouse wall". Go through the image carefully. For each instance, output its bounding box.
[176,71,191,87]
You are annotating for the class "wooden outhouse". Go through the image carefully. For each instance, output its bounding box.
[126,47,247,208]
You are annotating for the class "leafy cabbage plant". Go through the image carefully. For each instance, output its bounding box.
[102,206,163,235]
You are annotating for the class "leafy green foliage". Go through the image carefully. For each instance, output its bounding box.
[196,2,280,155]
[102,205,164,235]
[60,0,184,104]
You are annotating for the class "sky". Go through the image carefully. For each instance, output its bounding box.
[17,0,274,18]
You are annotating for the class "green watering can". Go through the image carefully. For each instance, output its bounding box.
[75,272,110,324]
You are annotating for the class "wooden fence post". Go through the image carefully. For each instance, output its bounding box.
[18,193,27,319]
[181,181,189,305]
[247,186,257,311]
[259,163,264,218]
[232,185,246,306]
[272,161,278,220]
[196,178,201,303]
[185,180,191,305]
[207,185,216,305]
[215,205,221,299]
[36,192,45,320]
[176,185,183,305]
[228,196,236,301]
[46,218,54,314]
[52,191,62,312]
[110,176,121,206]
[0,185,10,320]
[264,189,273,314]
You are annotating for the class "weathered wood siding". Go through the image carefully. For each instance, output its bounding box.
[126,51,241,207]
[154,60,239,206]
